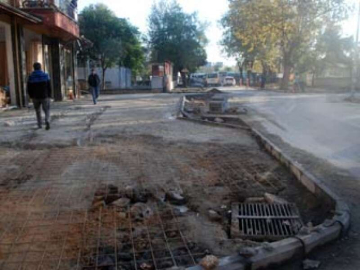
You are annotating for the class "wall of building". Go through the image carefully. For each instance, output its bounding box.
[0,21,16,106]
[77,66,132,89]
[313,77,353,90]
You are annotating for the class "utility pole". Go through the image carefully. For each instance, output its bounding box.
[351,1,360,98]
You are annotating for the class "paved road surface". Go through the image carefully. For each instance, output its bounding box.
[222,88,360,269]
[225,89,360,178]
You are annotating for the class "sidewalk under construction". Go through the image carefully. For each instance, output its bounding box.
[0,94,334,270]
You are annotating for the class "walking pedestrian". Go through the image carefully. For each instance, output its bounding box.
[27,62,52,130]
[88,69,101,105]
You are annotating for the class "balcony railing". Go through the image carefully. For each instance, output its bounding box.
[19,0,78,21]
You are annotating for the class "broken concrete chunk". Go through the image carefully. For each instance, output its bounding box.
[262,242,275,252]
[208,210,222,222]
[112,197,131,208]
[303,259,321,269]
[118,212,127,219]
[245,197,266,203]
[4,121,15,127]
[125,185,148,203]
[140,262,154,270]
[105,193,122,205]
[199,255,219,270]
[225,107,239,114]
[214,117,225,123]
[264,193,289,204]
[125,185,136,200]
[174,206,189,215]
[93,195,105,203]
[166,191,186,205]
[151,187,166,203]
[239,247,258,258]
[130,203,153,221]
[298,226,311,236]
[92,200,105,210]
[108,184,119,194]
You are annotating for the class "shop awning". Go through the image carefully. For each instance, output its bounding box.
[0,2,42,24]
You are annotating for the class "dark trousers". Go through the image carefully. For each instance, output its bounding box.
[33,98,50,127]
[91,86,100,104]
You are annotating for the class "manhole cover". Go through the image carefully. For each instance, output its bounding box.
[231,203,303,241]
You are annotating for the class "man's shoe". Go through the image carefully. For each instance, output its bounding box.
[45,122,50,130]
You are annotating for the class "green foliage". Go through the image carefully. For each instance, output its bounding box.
[297,24,353,79]
[79,4,145,80]
[148,0,208,75]
[221,0,350,89]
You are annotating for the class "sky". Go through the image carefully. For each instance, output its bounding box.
[79,0,359,67]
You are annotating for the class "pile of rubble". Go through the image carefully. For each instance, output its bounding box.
[91,184,187,213]
[181,90,247,125]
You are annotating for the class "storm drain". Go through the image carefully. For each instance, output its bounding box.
[231,203,303,241]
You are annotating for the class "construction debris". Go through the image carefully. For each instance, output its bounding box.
[166,190,187,205]
[239,247,258,258]
[264,193,289,204]
[208,209,222,222]
[112,197,131,208]
[303,259,321,269]
[214,117,225,123]
[199,255,219,270]
[245,197,266,203]
[130,202,153,221]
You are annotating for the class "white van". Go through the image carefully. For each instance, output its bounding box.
[206,73,220,86]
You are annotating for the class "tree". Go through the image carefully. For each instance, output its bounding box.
[79,4,144,89]
[148,0,208,87]
[296,24,353,86]
[221,0,349,90]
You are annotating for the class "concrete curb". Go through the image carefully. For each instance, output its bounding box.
[177,96,351,270]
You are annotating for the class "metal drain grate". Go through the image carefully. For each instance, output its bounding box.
[231,203,303,241]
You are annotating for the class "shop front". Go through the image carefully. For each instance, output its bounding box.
[0,0,79,107]
[0,21,15,106]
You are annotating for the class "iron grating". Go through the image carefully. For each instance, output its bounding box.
[231,203,303,241]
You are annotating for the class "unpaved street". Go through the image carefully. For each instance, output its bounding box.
[0,93,328,270]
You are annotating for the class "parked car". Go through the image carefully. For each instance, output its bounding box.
[224,76,236,86]
[206,73,221,86]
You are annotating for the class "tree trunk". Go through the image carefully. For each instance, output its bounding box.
[312,72,315,88]
[247,70,252,87]
[238,65,243,86]
[180,71,187,88]
[102,68,107,91]
[281,63,291,90]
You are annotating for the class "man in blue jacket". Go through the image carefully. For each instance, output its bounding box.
[27,62,52,130]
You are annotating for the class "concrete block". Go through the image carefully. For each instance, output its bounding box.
[299,223,342,253]
[300,173,317,194]
[290,164,302,181]
[333,211,351,232]
[250,238,303,269]
[336,200,351,213]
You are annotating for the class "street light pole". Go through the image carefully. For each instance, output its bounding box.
[351,1,360,97]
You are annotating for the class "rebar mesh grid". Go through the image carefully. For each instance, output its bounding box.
[0,137,295,270]
[0,205,211,270]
